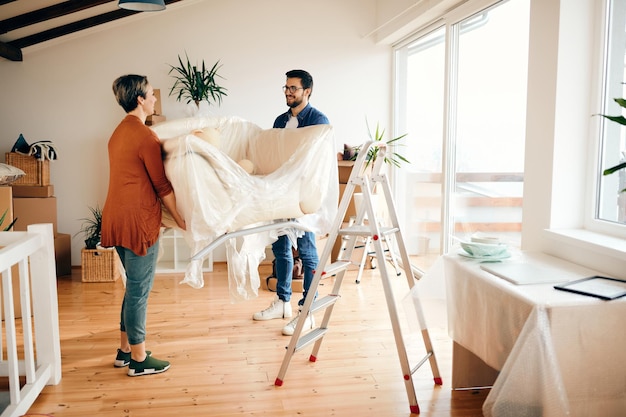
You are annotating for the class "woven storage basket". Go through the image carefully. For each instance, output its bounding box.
[81,248,121,282]
[5,152,50,186]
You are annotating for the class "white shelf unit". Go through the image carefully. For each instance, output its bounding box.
[157,228,213,273]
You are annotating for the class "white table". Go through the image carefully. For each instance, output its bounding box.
[444,251,626,417]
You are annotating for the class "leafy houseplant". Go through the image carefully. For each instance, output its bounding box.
[168,52,228,107]
[78,206,102,250]
[78,206,121,283]
[600,97,626,192]
[349,119,410,168]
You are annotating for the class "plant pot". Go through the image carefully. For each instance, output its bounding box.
[81,248,122,283]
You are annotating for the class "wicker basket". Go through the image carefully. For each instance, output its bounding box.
[81,248,121,282]
[5,152,50,186]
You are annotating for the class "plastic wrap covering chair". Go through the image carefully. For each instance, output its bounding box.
[151,116,338,300]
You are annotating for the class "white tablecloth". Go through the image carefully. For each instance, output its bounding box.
[444,251,626,417]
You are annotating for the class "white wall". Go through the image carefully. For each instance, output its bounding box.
[0,0,392,265]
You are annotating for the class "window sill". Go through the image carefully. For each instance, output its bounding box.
[544,228,626,260]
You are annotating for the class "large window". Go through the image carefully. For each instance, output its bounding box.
[597,0,626,225]
[394,0,529,266]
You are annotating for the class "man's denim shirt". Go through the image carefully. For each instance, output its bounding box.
[273,103,329,128]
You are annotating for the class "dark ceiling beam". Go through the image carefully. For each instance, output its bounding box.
[0,0,183,61]
[7,8,137,49]
[0,39,22,61]
[0,0,114,34]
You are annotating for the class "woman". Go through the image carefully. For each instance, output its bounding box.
[102,74,186,377]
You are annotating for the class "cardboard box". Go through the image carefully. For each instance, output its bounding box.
[153,89,162,115]
[0,186,13,228]
[338,160,355,184]
[11,185,54,198]
[13,196,57,235]
[266,276,303,293]
[339,184,356,222]
[54,233,71,277]
[146,115,166,126]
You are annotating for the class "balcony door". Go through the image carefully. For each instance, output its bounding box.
[394,0,530,268]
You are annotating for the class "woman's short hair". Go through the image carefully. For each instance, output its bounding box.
[112,74,149,113]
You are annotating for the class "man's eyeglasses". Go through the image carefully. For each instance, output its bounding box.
[282,85,304,93]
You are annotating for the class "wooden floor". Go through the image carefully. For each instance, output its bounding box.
[24,260,489,417]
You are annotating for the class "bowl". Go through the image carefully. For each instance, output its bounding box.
[470,232,501,244]
[460,241,508,257]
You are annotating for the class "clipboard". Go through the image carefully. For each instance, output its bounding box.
[554,276,626,300]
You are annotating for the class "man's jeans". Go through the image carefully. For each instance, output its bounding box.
[116,242,159,345]
[272,231,318,306]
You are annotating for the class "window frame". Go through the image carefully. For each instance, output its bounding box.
[585,0,626,239]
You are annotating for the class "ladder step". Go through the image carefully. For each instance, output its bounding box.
[410,352,433,376]
[339,225,399,237]
[294,328,328,352]
[321,261,351,276]
[310,294,340,314]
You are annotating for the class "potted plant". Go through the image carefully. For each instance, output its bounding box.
[77,206,121,283]
[348,119,410,168]
[77,205,102,249]
[341,120,410,227]
[168,52,228,107]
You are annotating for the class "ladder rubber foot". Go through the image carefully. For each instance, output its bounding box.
[410,404,420,414]
[434,377,443,385]
[309,355,317,362]
[274,378,284,386]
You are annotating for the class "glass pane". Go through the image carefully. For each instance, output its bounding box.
[452,0,529,247]
[396,26,446,269]
[597,0,626,224]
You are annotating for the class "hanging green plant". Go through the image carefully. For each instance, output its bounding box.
[168,52,228,107]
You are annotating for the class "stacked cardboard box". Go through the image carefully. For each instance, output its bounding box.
[2,153,72,278]
[338,160,357,221]
[331,161,359,261]
[145,89,166,126]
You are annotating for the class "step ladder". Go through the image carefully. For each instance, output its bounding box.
[274,141,442,414]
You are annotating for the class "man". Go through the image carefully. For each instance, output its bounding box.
[253,69,329,336]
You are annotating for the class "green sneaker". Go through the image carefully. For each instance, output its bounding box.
[127,355,170,377]
[114,349,151,368]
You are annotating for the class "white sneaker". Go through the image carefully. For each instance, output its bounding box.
[253,296,292,321]
[282,312,315,336]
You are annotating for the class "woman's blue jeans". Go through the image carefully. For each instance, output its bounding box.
[116,242,159,346]
[272,231,318,306]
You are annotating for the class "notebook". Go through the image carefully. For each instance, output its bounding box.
[480,262,588,285]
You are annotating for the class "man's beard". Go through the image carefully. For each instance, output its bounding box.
[287,97,302,108]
